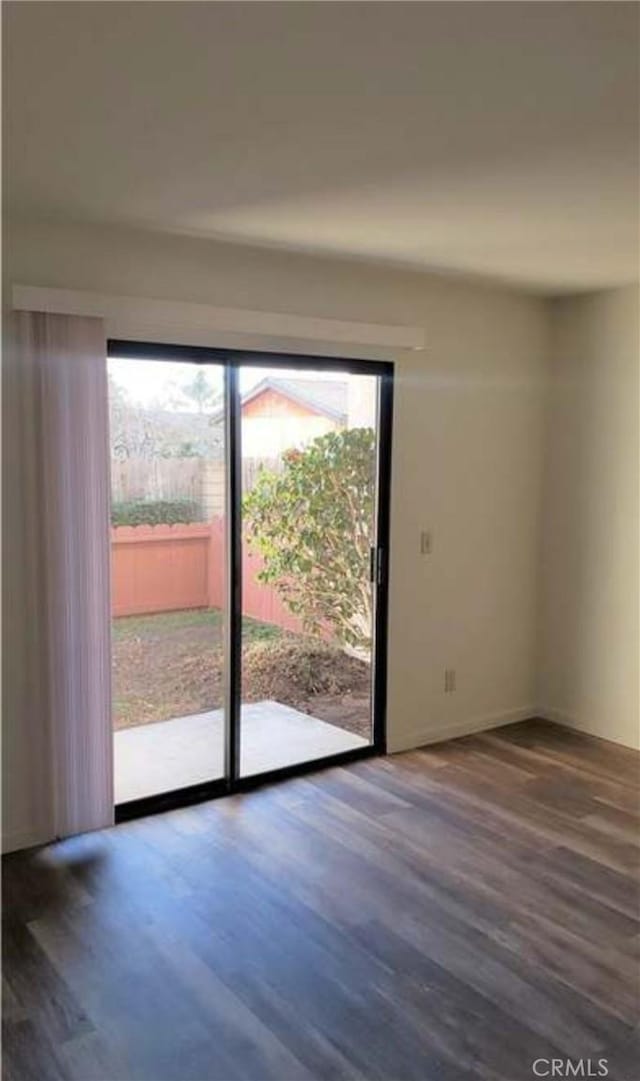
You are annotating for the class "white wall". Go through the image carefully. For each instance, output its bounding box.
[4,219,548,849]
[538,287,640,749]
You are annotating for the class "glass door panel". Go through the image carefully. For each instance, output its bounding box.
[238,366,380,777]
[108,356,226,804]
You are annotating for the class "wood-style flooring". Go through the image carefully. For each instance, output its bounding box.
[3,719,639,1081]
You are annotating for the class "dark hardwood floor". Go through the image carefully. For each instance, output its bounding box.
[3,719,639,1081]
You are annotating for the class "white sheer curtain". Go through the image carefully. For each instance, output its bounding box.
[7,311,113,840]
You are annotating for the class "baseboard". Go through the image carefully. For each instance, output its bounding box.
[387,706,537,754]
[537,706,579,730]
[537,706,640,751]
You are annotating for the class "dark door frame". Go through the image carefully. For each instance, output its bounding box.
[108,340,394,822]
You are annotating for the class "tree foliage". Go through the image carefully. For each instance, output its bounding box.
[108,373,222,460]
[176,370,220,414]
[243,428,376,648]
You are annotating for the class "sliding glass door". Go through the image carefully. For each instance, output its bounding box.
[108,343,392,816]
[239,366,381,776]
[108,355,227,804]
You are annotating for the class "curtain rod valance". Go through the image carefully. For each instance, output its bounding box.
[12,285,425,353]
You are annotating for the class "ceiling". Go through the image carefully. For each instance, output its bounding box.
[4,1,639,293]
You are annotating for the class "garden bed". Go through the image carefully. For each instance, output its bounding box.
[112,609,372,740]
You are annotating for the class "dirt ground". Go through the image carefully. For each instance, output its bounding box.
[112,609,372,740]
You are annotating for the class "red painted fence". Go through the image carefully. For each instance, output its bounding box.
[111,521,302,633]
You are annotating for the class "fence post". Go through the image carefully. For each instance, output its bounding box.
[207,517,223,609]
[201,459,225,520]
[202,460,225,611]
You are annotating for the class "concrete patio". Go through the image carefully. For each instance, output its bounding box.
[114,700,368,803]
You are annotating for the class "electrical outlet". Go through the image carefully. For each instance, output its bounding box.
[444,668,457,693]
[420,530,432,555]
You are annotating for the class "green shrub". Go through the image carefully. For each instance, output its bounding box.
[111,499,202,527]
[243,428,376,648]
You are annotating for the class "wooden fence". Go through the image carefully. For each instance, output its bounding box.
[110,456,282,519]
[111,457,205,504]
[111,520,302,633]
